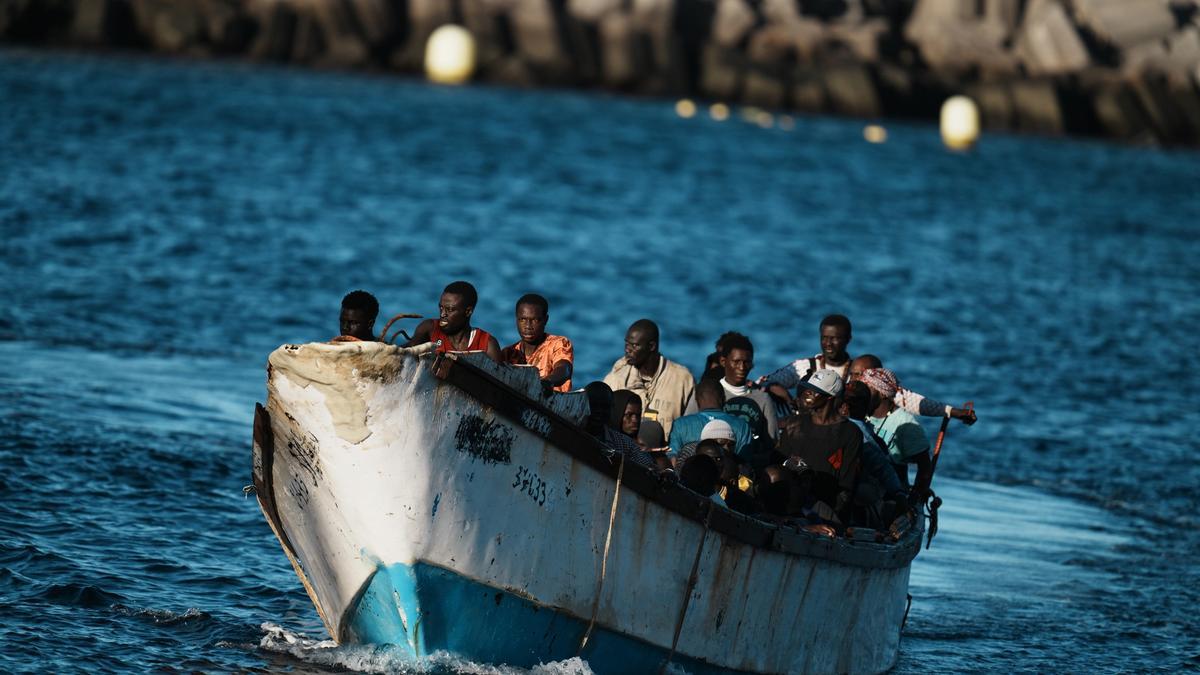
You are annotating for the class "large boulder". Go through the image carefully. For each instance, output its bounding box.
[597,10,641,86]
[247,0,299,61]
[509,0,572,78]
[567,0,623,23]
[1073,0,1176,51]
[1013,0,1090,76]
[699,42,741,98]
[711,0,756,48]
[905,0,1018,75]
[70,0,140,46]
[1010,80,1063,133]
[1091,79,1156,140]
[131,0,207,53]
[824,64,881,117]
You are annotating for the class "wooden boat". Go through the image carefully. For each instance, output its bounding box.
[251,341,923,674]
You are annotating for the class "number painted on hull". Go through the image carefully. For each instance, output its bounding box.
[512,465,549,507]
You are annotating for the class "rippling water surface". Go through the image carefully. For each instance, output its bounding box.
[2,48,1199,673]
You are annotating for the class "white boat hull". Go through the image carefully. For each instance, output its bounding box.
[252,341,920,674]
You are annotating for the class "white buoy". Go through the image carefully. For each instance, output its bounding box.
[675,99,697,119]
[863,124,888,144]
[424,25,476,85]
[940,95,980,150]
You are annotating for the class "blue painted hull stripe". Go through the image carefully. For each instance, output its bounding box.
[344,562,758,674]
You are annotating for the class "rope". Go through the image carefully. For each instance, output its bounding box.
[378,313,423,344]
[660,501,713,675]
[578,452,626,655]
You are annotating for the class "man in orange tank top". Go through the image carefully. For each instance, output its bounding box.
[500,293,574,392]
[404,281,502,363]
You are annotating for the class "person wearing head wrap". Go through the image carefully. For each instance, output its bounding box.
[610,389,642,440]
[861,367,933,506]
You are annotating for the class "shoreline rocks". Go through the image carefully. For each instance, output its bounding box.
[3,0,1198,146]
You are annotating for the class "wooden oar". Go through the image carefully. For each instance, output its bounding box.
[924,401,971,549]
[929,401,970,477]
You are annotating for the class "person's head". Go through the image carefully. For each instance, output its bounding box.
[859,368,899,410]
[797,369,844,413]
[637,419,665,449]
[696,437,738,484]
[818,314,852,362]
[700,418,737,459]
[610,389,642,438]
[439,281,478,334]
[623,319,659,368]
[842,380,872,420]
[514,293,549,345]
[848,354,882,382]
[340,290,379,340]
[694,378,726,410]
[584,381,614,434]
[724,396,767,440]
[719,333,754,387]
[703,332,737,374]
[680,453,721,498]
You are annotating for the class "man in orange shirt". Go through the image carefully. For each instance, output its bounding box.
[501,293,574,392]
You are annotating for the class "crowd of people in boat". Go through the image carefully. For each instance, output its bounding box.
[337,281,977,536]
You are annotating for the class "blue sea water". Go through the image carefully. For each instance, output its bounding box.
[1,47,1199,673]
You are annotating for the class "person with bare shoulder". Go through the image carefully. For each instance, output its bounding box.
[403,281,502,363]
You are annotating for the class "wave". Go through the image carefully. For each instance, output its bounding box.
[111,604,214,627]
[257,623,600,675]
[36,582,125,608]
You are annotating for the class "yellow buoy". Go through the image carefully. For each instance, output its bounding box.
[755,111,774,129]
[675,99,697,119]
[863,124,888,143]
[424,25,476,85]
[709,103,730,121]
[940,96,980,150]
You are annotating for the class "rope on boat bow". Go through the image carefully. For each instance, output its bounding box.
[660,501,714,675]
[578,452,626,655]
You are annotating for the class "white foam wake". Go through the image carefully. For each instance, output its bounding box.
[258,623,598,674]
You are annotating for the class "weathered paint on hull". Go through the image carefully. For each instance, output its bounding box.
[254,342,919,674]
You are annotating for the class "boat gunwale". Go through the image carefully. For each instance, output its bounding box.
[431,351,923,570]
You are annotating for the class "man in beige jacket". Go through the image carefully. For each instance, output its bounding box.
[602,319,695,438]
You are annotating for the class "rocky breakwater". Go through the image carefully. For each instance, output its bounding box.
[2,0,1199,146]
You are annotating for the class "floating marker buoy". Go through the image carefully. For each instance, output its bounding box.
[779,115,795,131]
[940,96,980,150]
[709,103,730,121]
[756,111,774,129]
[864,124,888,143]
[424,25,476,85]
[675,99,697,118]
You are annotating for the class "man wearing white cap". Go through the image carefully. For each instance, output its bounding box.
[667,379,751,462]
[777,369,863,526]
